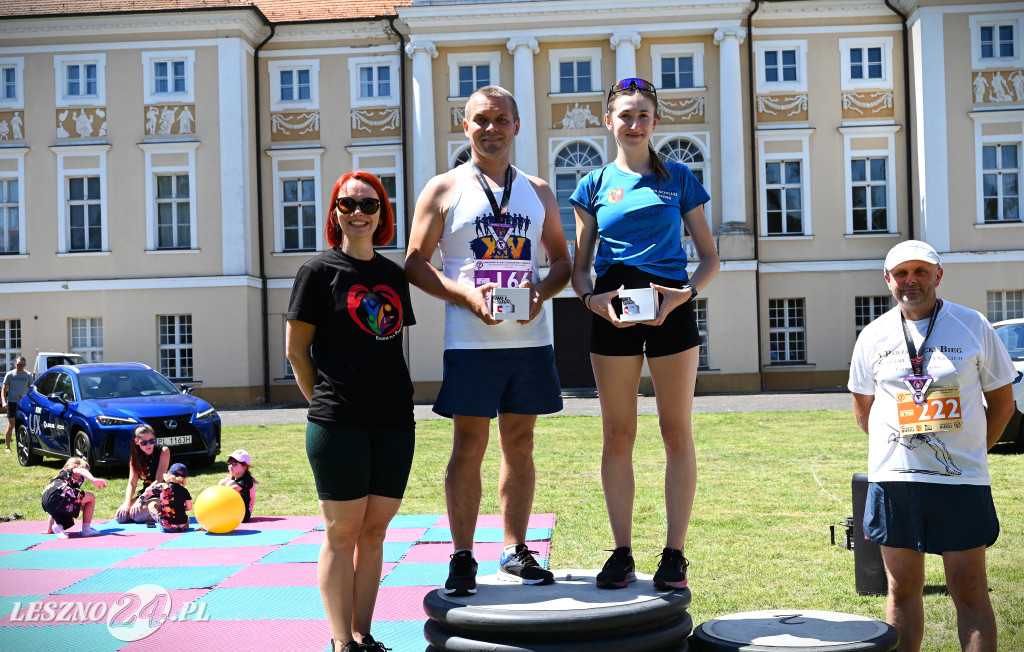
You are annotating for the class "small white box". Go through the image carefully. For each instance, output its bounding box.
[618,287,659,322]
[491,287,531,320]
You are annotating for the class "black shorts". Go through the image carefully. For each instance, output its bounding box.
[306,421,415,502]
[590,264,701,358]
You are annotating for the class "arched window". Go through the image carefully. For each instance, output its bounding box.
[658,138,705,186]
[554,142,602,240]
[452,146,471,169]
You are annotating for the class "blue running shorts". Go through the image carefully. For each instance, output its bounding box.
[433,346,563,418]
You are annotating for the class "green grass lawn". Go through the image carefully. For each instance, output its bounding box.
[2,410,1021,650]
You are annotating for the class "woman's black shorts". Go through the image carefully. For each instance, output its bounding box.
[306,421,415,502]
[590,263,701,358]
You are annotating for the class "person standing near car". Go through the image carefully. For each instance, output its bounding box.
[115,424,170,524]
[2,356,32,453]
[849,240,1016,652]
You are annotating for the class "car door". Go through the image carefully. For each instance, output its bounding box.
[48,372,77,453]
[25,371,61,453]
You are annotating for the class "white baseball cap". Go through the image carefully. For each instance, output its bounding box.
[884,240,940,272]
[227,449,250,465]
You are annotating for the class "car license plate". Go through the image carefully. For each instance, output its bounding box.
[158,435,192,447]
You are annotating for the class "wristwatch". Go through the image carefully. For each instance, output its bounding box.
[681,284,698,302]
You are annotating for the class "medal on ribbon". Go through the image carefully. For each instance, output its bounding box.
[902,373,932,405]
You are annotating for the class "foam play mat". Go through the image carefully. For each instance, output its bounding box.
[0,513,555,651]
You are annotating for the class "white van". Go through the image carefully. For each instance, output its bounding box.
[32,352,87,376]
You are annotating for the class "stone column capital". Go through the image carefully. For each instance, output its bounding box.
[713,28,746,46]
[507,37,539,56]
[610,32,641,51]
[405,40,438,59]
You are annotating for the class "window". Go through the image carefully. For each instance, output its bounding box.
[981,25,1015,60]
[155,60,186,94]
[70,318,103,363]
[558,60,592,94]
[662,56,694,89]
[851,158,888,233]
[0,57,25,108]
[768,298,806,364]
[554,141,603,241]
[548,48,602,96]
[159,315,193,381]
[351,145,406,248]
[361,65,390,98]
[459,65,490,97]
[268,60,320,112]
[764,161,803,235]
[659,138,705,185]
[855,296,891,338]
[54,54,106,107]
[0,319,20,373]
[282,178,316,252]
[851,47,882,80]
[987,290,1023,322]
[651,44,705,91]
[982,144,1020,223]
[349,56,400,108]
[765,50,797,83]
[452,146,472,169]
[754,41,807,93]
[971,15,1022,69]
[377,174,399,248]
[142,51,196,104]
[68,176,102,252]
[694,298,709,369]
[447,52,501,98]
[0,178,19,254]
[839,38,894,91]
[156,174,191,249]
[1,66,14,100]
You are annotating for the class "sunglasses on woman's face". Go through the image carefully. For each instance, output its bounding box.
[608,77,657,101]
[335,197,381,215]
[137,439,156,446]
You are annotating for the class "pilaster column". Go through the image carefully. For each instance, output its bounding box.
[610,32,641,82]
[405,40,438,199]
[714,28,748,233]
[507,37,540,175]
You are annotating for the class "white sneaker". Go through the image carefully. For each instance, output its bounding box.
[52,524,69,539]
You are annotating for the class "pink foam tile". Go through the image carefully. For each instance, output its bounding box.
[433,513,555,529]
[400,540,550,564]
[286,530,324,546]
[373,585,435,621]
[0,520,52,535]
[31,532,175,551]
[241,515,323,531]
[0,568,99,597]
[384,528,428,543]
[215,562,319,588]
[0,589,208,627]
[380,562,396,580]
[111,545,277,568]
[122,618,330,652]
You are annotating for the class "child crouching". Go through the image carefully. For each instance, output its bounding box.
[143,463,193,532]
[42,457,107,538]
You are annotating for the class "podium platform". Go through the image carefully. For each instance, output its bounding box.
[690,610,898,651]
[423,569,692,651]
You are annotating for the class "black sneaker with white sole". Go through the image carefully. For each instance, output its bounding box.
[497,544,554,585]
[444,550,478,596]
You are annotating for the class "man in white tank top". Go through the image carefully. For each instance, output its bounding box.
[406,86,571,595]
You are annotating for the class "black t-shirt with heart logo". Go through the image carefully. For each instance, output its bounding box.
[287,248,417,429]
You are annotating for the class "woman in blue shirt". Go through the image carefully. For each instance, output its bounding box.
[569,78,719,592]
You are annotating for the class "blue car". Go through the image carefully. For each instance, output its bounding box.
[14,362,221,468]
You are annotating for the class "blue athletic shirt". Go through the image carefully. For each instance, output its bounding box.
[569,161,709,281]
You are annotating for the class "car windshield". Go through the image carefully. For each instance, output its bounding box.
[995,322,1024,361]
[78,370,181,400]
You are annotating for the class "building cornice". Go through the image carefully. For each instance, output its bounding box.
[0,10,269,43]
[266,19,393,44]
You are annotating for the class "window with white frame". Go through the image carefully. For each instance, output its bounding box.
[142,51,196,104]
[349,55,400,108]
[839,38,893,91]
[54,54,106,107]
[452,146,472,169]
[159,315,193,381]
[156,174,191,249]
[0,57,25,108]
[764,161,804,235]
[651,44,705,90]
[987,290,1023,322]
[448,52,501,99]
[855,296,891,338]
[140,142,198,252]
[269,149,323,254]
[70,317,103,363]
[351,145,405,248]
[694,298,709,369]
[0,178,19,254]
[982,143,1020,223]
[68,176,102,252]
[54,145,108,254]
[768,298,806,364]
[0,319,20,373]
[548,48,602,95]
[377,174,399,248]
[268,60,320,112]
[851,158,889,233]
[971,15,1022,69]
[754,41,807,93]
[982,24,1016,60]
[659,138,706,185]
[554,141,603,241]
[282,178,316,252]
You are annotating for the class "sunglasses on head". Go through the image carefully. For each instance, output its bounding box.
[608,77,657,101]
[138,439,157,446]
[335,197,381,215]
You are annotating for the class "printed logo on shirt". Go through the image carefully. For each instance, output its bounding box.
[347,284,403,338]
[608,188,623,203]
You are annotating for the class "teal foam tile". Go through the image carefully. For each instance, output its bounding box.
[0,548,145,570]
[198,586,324,620]
[56,565,244,594]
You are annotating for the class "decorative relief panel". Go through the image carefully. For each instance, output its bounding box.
[56,107,107,139]
[756,94,808,122]
[144,104,195,136]
[659,97,706,124]
[451,107,465,133]
[351,108,400,137]
[270,111,320,141]
[0,111,24,141]
[971,70,1024,105]
[841,90,894,119]
[552,102,602,130]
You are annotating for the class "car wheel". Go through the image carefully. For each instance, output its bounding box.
[16,424,41,467]
[73,430,94,468]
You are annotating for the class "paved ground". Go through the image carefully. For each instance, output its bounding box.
[219,390,854,427]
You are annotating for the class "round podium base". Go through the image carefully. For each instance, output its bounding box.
[690,610,898,652]
[423,569,692,651]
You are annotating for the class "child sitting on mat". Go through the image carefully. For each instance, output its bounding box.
[218,449,258,522]
[143,462,193,532]
[42,457,107,539]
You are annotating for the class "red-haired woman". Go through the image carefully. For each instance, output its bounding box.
[115,424,170,523]
[286,171,416,652]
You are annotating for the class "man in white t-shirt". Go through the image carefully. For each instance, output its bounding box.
[848,240,1016,652]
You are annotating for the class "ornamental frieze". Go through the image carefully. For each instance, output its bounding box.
[144,104,195,137]
[0,111,24,141]
[270,112,320,141]
[841,91,894,119]
[351,108,400,137]
[56,107,107,139]
[451,107,465,133]
[552,102,602,130]
[971,70,1024,105]
[756,94,808,122]
[659,97,706,124]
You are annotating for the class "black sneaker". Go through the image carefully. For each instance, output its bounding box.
[497,544,555,585]
[596,547,636,589]
[445,550,478,595]
[359,634,391,651]
[652,547,688,591]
